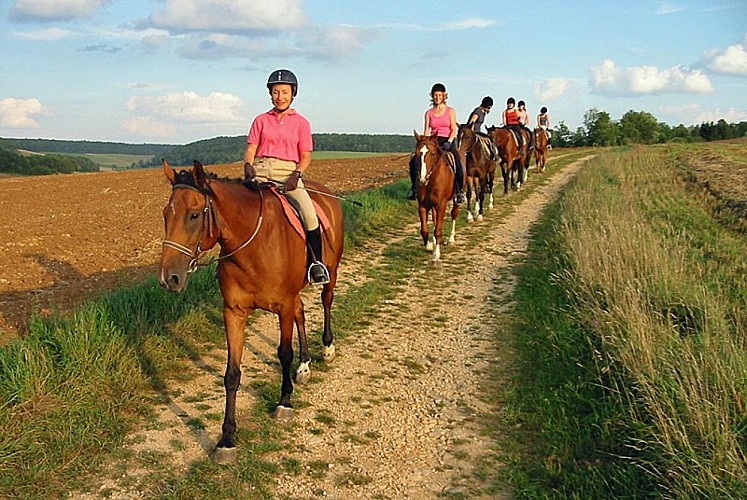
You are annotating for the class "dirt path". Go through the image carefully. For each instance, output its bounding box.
[77,155,591,499]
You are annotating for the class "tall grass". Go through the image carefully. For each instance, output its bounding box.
[508,147,747,496]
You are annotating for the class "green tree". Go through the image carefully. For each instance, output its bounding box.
[583,108,616,146]
[619,110,660,144]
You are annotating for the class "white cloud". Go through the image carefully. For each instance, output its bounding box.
[121,117,176,139]
[0,97,50,128]
[300,25,377,61]
[10,0,107,22]
[533,78,574,102]
[656,1,686,15]
[695,106,747,124]
[126,91,245,124]
[590,59,714,97]
[149,0,307,33]
[443,17,495,30]
[705,35,747,76]
[14,27,74,40]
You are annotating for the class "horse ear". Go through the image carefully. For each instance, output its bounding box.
[414,130,422,141]
[192,160,207,188]
[162,158,176,185]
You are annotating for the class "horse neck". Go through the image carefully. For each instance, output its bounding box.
[208,181,265,247]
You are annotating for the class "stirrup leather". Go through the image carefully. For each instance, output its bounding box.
[308,261,330,285]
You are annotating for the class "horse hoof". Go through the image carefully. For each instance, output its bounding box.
[477,214,483,222]
[213,446,238,465]
[467,212,474,222]
[323,344,336,362]
[295,361,311,384]
[272,405,295,421]
[425,242,434,251]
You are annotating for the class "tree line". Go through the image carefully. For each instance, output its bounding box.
[553,109,747,148]
[0,147,99,175]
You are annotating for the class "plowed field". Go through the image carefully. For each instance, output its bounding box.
[0,155,409,342]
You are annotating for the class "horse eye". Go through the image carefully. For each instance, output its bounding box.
[190,212,200,220]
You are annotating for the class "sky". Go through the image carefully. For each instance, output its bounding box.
[1,0,746,145]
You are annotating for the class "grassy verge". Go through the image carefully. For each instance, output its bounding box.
[503,146,747,496]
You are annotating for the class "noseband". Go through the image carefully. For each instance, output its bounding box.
[162,183,264,273]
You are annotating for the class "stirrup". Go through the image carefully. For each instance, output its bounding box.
[308,261,330,285]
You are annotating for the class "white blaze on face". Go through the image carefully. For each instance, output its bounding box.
[419,145,428,182]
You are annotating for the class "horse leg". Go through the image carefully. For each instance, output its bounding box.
[321,277,336,362]
[466,177,474,222]
[419,204,431,250]
[448,201,459,244]
[502,164,510,195]
[432,205,444,261]
[214,305,249,464]
[293,296,311,384]
[273,308,296,420]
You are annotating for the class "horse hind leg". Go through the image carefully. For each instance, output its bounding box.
[293,298,312,384]
[321,277,336,362]
[272,310,296,420]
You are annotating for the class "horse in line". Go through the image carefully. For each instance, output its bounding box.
[534,127,549,173]
[159,160,344,464]
[458,124,497,222]
[487,126,525,195]
[412,132,462,262]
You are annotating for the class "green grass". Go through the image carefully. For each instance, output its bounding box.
[500,146,747,497]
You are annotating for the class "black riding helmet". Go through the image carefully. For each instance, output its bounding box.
[541,106,548,113]
[518,100,526,107]
[507,97,516,105]
[267,69,298,97]
[431,83,446,94]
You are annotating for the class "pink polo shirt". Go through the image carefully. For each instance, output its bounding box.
[247,108,313,163]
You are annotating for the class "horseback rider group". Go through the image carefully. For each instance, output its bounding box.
[408,86,551,202]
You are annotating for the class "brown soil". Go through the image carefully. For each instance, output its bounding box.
[0,155,409,343]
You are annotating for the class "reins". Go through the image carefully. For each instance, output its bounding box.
[161,182,265,273]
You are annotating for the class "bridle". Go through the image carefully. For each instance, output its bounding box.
[161,183,264,273]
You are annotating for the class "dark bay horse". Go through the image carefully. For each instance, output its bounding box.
[534,127,549,173]
[458,124,496,222]
[487,126,525,195]
[159,160,344,464]
[413,132,461,262]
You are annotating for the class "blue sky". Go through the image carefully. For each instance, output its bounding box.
[1,0,746,145]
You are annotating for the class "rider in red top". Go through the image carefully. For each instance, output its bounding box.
[502,97,524,150]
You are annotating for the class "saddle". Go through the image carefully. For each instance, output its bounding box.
[243,180,330,239]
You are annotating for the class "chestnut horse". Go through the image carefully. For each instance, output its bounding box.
[413,132,461,261]
[534,127,549,173]
[487,126,525,195]
[159,160,344,464]
[458,124,496,222]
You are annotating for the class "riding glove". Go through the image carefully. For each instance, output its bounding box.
[284,170,301,192]
[441,141,451,150]
[244,162,257,180]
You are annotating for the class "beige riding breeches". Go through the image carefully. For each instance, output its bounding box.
[253,157,319,231]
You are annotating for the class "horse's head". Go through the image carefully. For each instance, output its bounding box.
[457,124,477,151]
[413,131,443,184]
[159,159,220,293]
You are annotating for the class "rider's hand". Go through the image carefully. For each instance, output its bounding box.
[284,170,301,192]
[244,162,257,180]
[441,141,451,150]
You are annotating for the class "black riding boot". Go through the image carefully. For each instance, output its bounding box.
[306,227,330,285]
[453,155,466,205]
[407,154,418,200]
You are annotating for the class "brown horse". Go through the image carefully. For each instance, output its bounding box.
[458,124,497,222]
[534,127,549,173]
[159,160,344,464]
[487,126,525,195]
[413,132,461,261]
